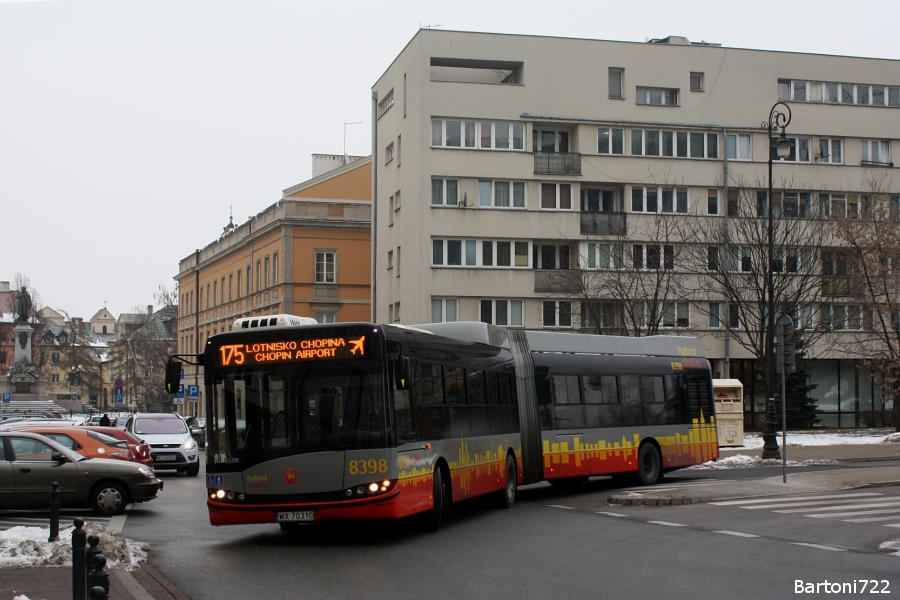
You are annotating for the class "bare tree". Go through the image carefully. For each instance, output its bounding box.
[679,177,832,390]
[111,300,177,413]
[829,176,900,429]
[547,208,692,337]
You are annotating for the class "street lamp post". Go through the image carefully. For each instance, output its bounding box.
[761,102,794,460]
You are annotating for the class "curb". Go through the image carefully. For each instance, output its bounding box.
[128,562,192,600]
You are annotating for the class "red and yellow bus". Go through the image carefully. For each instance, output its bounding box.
[166,318,717,531]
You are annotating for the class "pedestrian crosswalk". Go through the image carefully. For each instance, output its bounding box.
[711,491,900,529]
[0,510,111,532]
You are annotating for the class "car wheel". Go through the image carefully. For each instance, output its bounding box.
[91,481,128,516]
[185,463,200,477]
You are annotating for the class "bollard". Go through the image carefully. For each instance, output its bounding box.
[72,518,86,600]
[88,586,108,600]
[85,534,101,579]
[87,553,110,596]
[48,482,60,542]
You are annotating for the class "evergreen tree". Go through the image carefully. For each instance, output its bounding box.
[775,341,819,429]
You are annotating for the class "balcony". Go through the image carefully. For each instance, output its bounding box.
[822,275,862,296]
[580,212,627,235]
[534,152,581,175]
[534,270,581,293]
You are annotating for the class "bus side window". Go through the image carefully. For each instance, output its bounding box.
[620,374,646,426]
[641,376,667,425]
[394,361,417,444]
[468,370,490,436]
[413,362,445,440]
[552,375,584,430]
[664,374,687,424]
[533,367,553,430]
[583,375,622,428]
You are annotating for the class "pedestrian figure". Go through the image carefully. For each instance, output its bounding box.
[99,413,110,427]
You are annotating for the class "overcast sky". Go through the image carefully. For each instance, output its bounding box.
[2,0,898,320]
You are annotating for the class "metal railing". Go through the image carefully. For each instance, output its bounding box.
[533,152,582,175]
[580,212,627,235]
[534,270,580,293]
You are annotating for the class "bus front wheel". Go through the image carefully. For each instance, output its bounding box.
[637,443,661,486]
[425,466,448,532]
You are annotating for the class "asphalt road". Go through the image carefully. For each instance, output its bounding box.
[120,456,900,600]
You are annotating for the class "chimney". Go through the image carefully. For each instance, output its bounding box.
[147,305,154,315]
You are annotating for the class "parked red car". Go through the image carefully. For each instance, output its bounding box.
[81,426,153,468]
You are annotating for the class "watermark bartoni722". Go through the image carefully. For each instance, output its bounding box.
[795,580,890,594]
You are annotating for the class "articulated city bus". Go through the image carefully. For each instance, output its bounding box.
[165,317,717,531]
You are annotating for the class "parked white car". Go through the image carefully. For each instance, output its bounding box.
[124,413,200,476]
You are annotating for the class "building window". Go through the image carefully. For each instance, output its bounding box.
[378,91,394,116]
[634,130,717,159]
[431,179,459,206]
[709,303,720,328]
[690,72,704,92]
[707,189,719,215]
[431,298,458,323]
[727,247,753,273]
[387,250,393,271]
[818,139,843,164]
[662,302,689,328]
[533,129,570,153]
[726,134,751,160]
[540,183,572,210]
[480,299,523,327]
[861,140,891,165]
[431,119,525,151]
[479,180,525,208]
[396,247,400,277]
[385,142,394,164]
[534,244,571,270]
[728,304,741,329]
[51,352,60,363]
[631,186,688,213]
[228,274,233,302]
[315,251,336,283]
[636,87,678,106]
[393,302,400,323]
[781,79,900,108]
[609,68,624,99]
[264,257,270,289]
[432,239,530,268]
[598,127,625,155]
[213,281,218,306]
[315,314,336,324]
[584,242,624,269]
[542,301,572,328]
[51,374,60,383]
[707,246,719,271]
[272,253,278,285]
[772,136,810,162]
[632,244,674,270]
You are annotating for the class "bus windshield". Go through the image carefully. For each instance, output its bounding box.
[209,361,390,464]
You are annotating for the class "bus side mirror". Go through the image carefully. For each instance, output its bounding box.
[165,358,182,394]
[395,356,411,390]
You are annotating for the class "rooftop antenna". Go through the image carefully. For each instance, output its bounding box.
[420,22,442,29]
[344,122,363,165]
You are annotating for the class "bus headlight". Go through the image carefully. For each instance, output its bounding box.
[346,480,397,497]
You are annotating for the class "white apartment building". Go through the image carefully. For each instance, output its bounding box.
[371,30,900,428]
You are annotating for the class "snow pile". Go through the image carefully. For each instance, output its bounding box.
[878,540,900,557]
[0,521,149,571]
[687,454,839,470]
[734,430,895,449]
[13,596,32,600]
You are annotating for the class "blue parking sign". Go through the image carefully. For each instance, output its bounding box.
[1,393,9,403]
[187,384,199,398]
[173,384,184,399]
[114,389,124,404]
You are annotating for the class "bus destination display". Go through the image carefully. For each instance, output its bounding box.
[218,335,366,367]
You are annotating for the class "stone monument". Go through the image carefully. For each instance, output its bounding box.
[5,286,46,401]
[13,287,34,364]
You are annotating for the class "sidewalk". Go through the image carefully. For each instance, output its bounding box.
[0,562,190,600]
[606,443,900,507]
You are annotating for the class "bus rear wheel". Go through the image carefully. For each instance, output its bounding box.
[495,453,517,509]
[637,443,661,486]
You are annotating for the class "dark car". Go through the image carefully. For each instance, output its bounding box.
[186,416,206,448]
[0,431,162,515]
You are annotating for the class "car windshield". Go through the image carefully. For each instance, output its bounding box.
[209,361,389,464]
[134,417,187,435]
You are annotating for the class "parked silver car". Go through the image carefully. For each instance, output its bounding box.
[0,431,162,515]
[125,413,200,476]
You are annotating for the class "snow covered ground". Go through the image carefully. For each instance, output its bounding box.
[731,429,899,449]
[0,521,148,570]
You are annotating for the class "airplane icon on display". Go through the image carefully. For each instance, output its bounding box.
[349,336,366,356]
